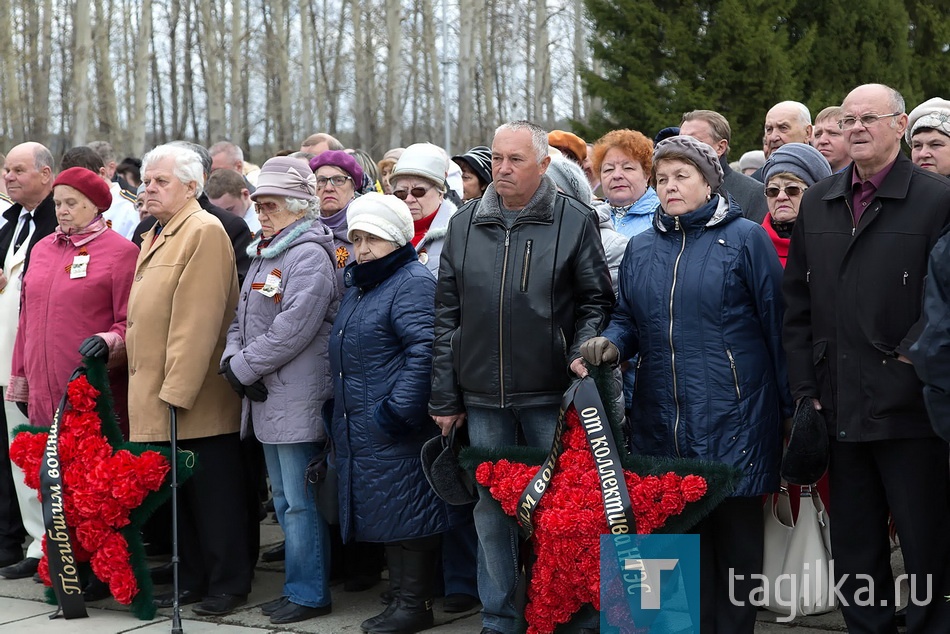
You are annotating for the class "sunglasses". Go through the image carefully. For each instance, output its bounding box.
[254,201,284,215]
[765,184,807,198]
[316,175,352,189]
[393,185,434,200]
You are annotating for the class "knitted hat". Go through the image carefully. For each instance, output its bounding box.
[309,150,364,188]
[738,150,766,173]
[452,145,492,186]
[905,97,950,144]
[762,143,832,187]
[547,156,593,206]
[346,192,414,246]
[251,157,316,201]
[391,143,450,189]
[383,147,405,162]
[653,135,724,191]
[653,126,681,146]
[53,167,112,211]
[547,130,587,162]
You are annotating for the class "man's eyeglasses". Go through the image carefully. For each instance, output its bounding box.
[837,112,902,130]
[316,175,352,189]
[765,184,807,198]
[393,185,434,200]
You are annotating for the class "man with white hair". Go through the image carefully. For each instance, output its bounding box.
[751,101,813,181]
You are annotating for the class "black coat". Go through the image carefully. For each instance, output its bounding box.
[133,194,252,284]
[430,177,614,414]
[783,154,950,441]
[0,193,57,274]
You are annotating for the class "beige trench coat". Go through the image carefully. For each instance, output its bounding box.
[126,198,241,441]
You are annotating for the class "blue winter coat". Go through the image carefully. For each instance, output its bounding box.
[328,244,449,543]
[602,194,792,497]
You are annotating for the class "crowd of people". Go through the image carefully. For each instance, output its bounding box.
[0,82,948,634]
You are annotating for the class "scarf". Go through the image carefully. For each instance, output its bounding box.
[412,212,437,247]
[54,214,108,247]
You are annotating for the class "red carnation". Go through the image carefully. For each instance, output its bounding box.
[66,375,100,412]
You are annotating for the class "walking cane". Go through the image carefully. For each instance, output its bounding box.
[168,404,184,634]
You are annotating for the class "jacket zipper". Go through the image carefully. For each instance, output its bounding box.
[845,198,856,236]
[498,228,511,407]
[669,217,686,458]
[520,240,533,292]
[726,349,741,400]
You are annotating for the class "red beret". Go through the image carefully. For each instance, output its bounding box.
[53,167,113,212]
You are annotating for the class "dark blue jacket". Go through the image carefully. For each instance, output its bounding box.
[328,244,449,543]
[603,195,792,497]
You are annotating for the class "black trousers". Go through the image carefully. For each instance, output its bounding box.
[693,495,762,634]
[0,399,25,561]
[830,437,950,634]
[171,433,252,596]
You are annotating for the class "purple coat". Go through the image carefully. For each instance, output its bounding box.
[224,217,340,443]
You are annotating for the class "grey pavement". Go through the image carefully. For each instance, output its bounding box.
[0,519,865,632]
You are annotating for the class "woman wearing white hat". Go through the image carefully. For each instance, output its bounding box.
[907,97,950,177]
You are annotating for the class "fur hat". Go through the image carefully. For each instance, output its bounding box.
[452,145,493,186]
[906,97,950,144]
[547,156,593,206]
[762,143,831,186]
[391,143,449,189]
[653,135,724,192]
[309,150,365,188]
[346,192,414,246]
[53,167,112,211]
[251,157,316,201]
[547,130,587,162]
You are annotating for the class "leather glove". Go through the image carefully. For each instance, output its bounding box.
[222,361,246,398]
[245,380,268,402]
[579,337,620,366]
[78,335,109,360]
[16,402,27,418]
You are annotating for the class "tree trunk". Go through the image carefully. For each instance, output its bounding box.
[33,0,53,141]
[130,0,152,154]
[197,0,226,143]
[94,0,120,140]
[383,0,402,151]
[572,0,584,123]
[71,0,93,146]
[533,0,552,128]
[0,0,22,144]
[457,0,476,150]
[421,0,443,142]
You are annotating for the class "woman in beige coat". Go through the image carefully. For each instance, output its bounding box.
[126,143,251,616]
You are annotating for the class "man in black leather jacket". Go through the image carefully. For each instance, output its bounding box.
[429,120,613,634]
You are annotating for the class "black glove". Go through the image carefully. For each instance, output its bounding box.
[222,361,246,398]
[78,335,109,360]
[16,402,27,418]
[245,380,268,402]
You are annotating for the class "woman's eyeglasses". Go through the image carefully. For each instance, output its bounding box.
[254,201,283,215]
[765,184,807,198]
[393,186,433,200]
[316,175,352,189]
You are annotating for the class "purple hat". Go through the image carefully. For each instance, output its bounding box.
[251,157,316,201]
[309,150,364,188]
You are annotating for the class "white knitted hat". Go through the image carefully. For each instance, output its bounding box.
[346,192,414,246]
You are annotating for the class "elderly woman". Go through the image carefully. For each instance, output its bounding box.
[451,146,492,202]
[127,144,251,616]
[7,167,138,428]
[390,143,453,276]
[761,143,831,266]
[329,193,448,634]
[907,97,950,177]
[377,148,404,195]
[580,136,791,633]
[592,129,659,239]
[221,157,339,624]
[310,150,364,285]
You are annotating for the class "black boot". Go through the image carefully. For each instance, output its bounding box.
[361,545,402,632]
[368,541,437,634]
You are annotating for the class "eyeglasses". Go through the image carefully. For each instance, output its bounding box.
[393,185,434,200]
[254,201,283,215]
[837,112,902,130]
[765,184,807,198]
[316,175,352,189]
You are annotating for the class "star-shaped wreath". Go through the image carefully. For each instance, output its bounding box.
[459,367,742,634]
[9,358,193,620]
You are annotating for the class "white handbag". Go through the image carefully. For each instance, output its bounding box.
[761,486,836,617]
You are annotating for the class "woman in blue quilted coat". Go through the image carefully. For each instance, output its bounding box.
[328,192,448,634]
[580,136,792,634]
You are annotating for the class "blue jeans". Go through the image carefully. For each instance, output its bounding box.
[468,405,579,634]
[262,442,331,608]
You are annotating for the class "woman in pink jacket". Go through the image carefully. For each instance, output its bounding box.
[6,167,139,434]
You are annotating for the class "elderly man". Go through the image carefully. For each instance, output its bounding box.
[430,120,613,634]
[209,141,259,189]
[680,109,769,223]
[750,101,813,181]
[783,83,950,633]
[811,106,851,172]
[0,142,57,580]
[299,132,344,156]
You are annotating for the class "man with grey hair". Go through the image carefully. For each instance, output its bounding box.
[0,142,57,580]
[680,109,769,223]
[751,101,813,181]
[299,132,344,156]
[784,83,950,632]
[430,120,613,634]
[209,141,258,191]
[88,140,136,195]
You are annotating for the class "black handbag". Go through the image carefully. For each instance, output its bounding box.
[420,422,478,505]
[781,399,829,485]
[305,439,339,524]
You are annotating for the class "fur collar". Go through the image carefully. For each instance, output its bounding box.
[246,217,319,259]
[473,176,557,225]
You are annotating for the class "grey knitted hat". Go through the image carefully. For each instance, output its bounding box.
[546,156,593,206]
[762,143,832,186]
[653,135,724,191]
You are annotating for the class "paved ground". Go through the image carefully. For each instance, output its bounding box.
[0,520,873,633]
